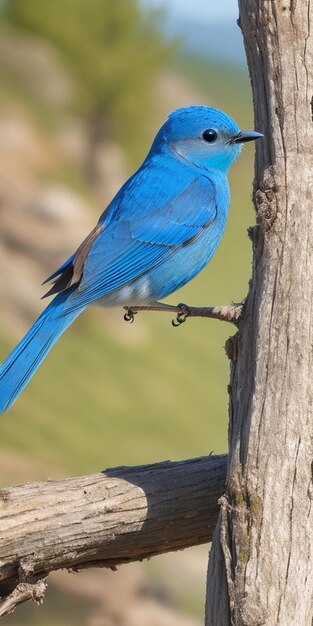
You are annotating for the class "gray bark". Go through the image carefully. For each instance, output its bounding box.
[206,2,313,625]
[0,454,226,618]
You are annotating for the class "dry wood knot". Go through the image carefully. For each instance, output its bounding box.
[0,579,47,618]
[225,332,240,362]
[254,183,278,231]
[247,224,259,242]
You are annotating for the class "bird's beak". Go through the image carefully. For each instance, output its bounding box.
[231,130,263,144]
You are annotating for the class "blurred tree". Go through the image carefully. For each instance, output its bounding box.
[2,0,170,180]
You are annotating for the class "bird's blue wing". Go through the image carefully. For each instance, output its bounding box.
[63,173,218,311]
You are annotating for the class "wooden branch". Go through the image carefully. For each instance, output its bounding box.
[124,303,243,325]
[0,454,226,618]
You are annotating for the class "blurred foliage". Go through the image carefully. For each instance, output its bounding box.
[172,53,252,128]
[1,0,171,164]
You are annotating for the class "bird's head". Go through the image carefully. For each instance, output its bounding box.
[153,106,262,173]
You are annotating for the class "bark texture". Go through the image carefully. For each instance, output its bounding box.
[0,454,226,617]
[206,2,313,625]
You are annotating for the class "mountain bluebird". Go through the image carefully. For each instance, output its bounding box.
[0,106,262,411]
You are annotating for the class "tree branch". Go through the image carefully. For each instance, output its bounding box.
[124,303,243,325]
[0,454,226,618]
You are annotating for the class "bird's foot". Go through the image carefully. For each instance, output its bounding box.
[123,307,137,324]
[172,303,191,327]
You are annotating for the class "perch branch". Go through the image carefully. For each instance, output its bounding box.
[0,454,226,617]
[124,303,244,325]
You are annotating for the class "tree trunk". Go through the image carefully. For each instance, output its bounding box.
[206,2,313,625]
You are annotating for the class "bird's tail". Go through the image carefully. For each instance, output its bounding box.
[0,290,85,412]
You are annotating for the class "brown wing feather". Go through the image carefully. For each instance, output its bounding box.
[43,224,103,298]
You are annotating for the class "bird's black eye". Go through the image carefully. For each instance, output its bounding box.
[202,128,217,143]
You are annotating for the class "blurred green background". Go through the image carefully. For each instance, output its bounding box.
[0,1,254,624]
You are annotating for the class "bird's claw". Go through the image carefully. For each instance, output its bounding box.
[172,303,190,327]
[123,307,137,324]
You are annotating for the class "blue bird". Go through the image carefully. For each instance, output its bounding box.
[0,106,262,411]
